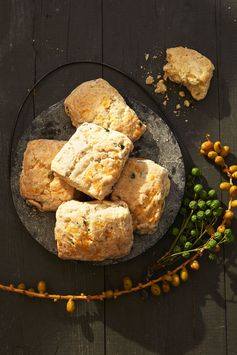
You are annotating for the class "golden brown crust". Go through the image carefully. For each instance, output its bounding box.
[111,158,170,234]
[55,200,133,261]
[163,47,215,100]
[64,78,146,141]
[20,139,75,211]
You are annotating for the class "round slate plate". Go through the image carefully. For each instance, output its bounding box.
[10,97,185,265]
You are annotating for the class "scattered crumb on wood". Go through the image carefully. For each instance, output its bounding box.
[152,55,158,59]
[184,99,190,107]
[176,104,181,110]
[179,91,185,97]
[145,75,154,85]
[145,53,150,61]
[155,79,167,94]
[163,100,167,106]
[157,74,161,80]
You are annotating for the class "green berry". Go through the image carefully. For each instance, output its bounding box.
[179,207,187,216]
[209,253,217,261]
[208,189,217,198]
[198,200,206,210]
[190,229,197,237]
[189,201,198,210]
[213,207,223,217]
[184,241,192,250]
[191,215,197,223]
[214,232,223,241]
[224,229,232,238]
[171,227,179,236]
[226,234,235,243]
[206,239,217,250]
[205,209,212,218]
[180,235,187,244]
[191,167,201,177]
[173,245,182,253]
[197,211,205,220]
[183,198,191,207]
[194,184,203,193]
[199,190,208,200]
[187,221,194,229]
[211,200,221,210]
[206,200,212,207]
[182,251,190,259]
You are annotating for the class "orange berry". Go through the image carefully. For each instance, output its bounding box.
[190,260,200,270]
[229,165,237,173]
[214,156,225,167]
[220,146,230,157]
[231,200,237,208]
[214,141,222,153]
[201,141,214,151]
[219,182,231,191]
[224,210,234,220]
[208,151,218,160]
[230,185,237,197]
[217,225,225,233]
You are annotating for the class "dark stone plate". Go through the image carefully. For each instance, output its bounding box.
[10,98,185,265]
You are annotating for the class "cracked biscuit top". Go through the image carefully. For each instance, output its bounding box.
[51,122,133,200]
[55,200,133,261]
[20,139,75,211]
[163,47,215,100]
[111,158,170,234]
[64,78,146,142]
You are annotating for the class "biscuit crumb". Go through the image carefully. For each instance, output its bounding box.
[184,99,190,107]
[176,104,181,110]
[179,91,185,97]
[145,75,154,85]
[152,55,158,59]
[145,53,150,61]
[155,80,167,94]
[163,100,167,106]
[157,74,161,80]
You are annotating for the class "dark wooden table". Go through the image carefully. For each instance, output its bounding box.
[1,1,237,354]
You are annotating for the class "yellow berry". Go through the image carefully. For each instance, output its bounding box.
[230,185,237,197]
[180,267,189,282]
[231,200,237,208]
[105,290,114,299]
[201,141,214,152]
[66,299,75,313]
[214,156,225,167]
[229,165,237,173]
[190,260,200,270]
[37,280,46,293]
[151,283,161,296]
[220,146,230,157]
[219,182,231,191]
[208,151,218,160]
[17,283,26,290]
[200,149,207,156]
[232,172,237,179]
[206,225,215,236]
[224,210,234,220]
[122,276,133,290]
[214,141,222,153]
[163,273,173,282]
[171,274,180,287]
[217,225,225,233]
[162,282,170,293]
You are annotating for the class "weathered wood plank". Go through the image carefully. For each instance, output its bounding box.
[218,1,237,354]
[0,1,105,354]
[102,0,227,354]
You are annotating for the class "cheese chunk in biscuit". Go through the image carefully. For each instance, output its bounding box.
[111,158,170,234]
[51,123,133,200]
[64,78,146,142]
[55,200,134,261]
[20,139,75,212]
[163,47,214,100]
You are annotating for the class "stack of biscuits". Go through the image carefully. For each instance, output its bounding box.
[20,79,170,261]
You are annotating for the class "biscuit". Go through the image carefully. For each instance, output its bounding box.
[64,78,146,141]
[111,158,170,234]
[20,139,75,211]
[55,200,133,261]
[163,47,215,100]
[51,123,133,200]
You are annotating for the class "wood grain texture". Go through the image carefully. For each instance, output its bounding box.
[102,0,228,354]
[0,0,237,354]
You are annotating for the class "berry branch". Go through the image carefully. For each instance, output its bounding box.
[0,135,235,313]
